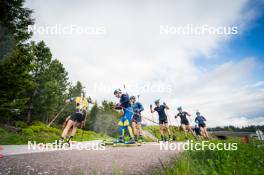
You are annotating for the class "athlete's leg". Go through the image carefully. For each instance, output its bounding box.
[187,125,196,137]
[118,119,125,136]
[137,123,142,136]
[164,123,171,139]
[159,123,164,140]
[123,119,134,138]
[203,126,209,138]
[70,122,78,137]
[61,120,75,139]
[181,124,188,138]
[132,121,138,138]
[136,123,143,141]
[123,108,134,138]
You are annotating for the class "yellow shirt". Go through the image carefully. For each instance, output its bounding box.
[71,97,88,111]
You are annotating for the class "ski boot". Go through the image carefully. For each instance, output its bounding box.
[173,135,177,141]
[114,136,124,144]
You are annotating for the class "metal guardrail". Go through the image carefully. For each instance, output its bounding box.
[209,131,256,137]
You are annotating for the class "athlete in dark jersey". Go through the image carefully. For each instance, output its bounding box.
[60,92,93,144]
[150,99,171,141]
[176,111,190,125]
[175,107,196,139]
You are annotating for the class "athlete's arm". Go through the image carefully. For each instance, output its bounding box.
[163,102,169,110]
[115,103,123,110]
[175,113,179,118]
[65,97,75,103]
[138,102,144,112]
[150,105,155,113]
[186,112,191,116]
[87,96,95,104]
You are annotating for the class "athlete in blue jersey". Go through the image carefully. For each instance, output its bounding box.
[130,96,144,142]
[114,89,135,144]
[195,111,209,139]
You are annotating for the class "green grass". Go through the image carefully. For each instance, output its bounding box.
[153,139,264,175]
[0,121,112,145]
[143,125,194,141]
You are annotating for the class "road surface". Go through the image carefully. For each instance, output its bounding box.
[0,141,183,175]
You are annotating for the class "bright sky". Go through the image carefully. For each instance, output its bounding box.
[25,0,264,127]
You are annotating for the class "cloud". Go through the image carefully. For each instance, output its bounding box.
[25,0,264,126]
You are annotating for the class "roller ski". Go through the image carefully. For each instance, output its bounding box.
[113,137,141,147]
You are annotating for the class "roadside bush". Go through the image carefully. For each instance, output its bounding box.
[15,121,28,128]
[22,128,34,135]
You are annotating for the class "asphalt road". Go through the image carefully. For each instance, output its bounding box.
[0,142,183,175]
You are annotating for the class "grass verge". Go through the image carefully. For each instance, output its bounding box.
[0,121,112,145]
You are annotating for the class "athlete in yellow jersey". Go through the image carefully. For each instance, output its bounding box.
[60,92,93,143]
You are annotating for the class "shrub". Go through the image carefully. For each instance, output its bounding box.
[15,121,28,128]
[0,127,7,134]
[22,128,34,136]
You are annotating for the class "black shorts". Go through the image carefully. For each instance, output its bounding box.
[199,123,206,128]
[194,127,201,135]
[159,119,168,124]
[132,114,142,123]
[181,119,189,125]
[70,112,84,123]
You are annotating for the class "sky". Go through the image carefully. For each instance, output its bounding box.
[25,0,264,127]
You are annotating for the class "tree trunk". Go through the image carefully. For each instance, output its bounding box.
[27,89,37,124]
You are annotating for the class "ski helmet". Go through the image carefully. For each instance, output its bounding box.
[130,96,136,100]
[154,99,160,104]
[113,88,122,95]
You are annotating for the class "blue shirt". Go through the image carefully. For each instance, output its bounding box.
[132,102,144,113]
[195,116,206,124]
[154,105,167,121]
[120,93,131,109]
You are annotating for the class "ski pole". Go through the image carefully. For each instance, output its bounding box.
[165,106,175,139]
[81,111,87,141]
[150,104,156,125]
[48,104,67,127]
[142,116,159,125]
[81,97,93,141]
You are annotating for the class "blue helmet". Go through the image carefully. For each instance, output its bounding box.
[130,96,136,100]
